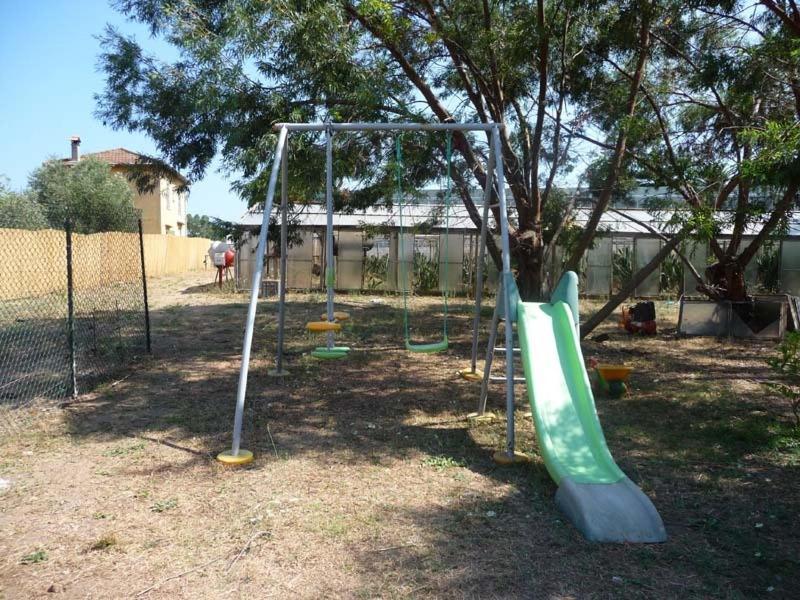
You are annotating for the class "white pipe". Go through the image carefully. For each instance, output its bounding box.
[273,122,497,132]
[492,125,517,457]
[325,125,335,350]
[275,141,289,372]
[469,143,495,373]
[231,126,288,456]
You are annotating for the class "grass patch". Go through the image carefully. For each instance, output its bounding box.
[21,550,47,564]
[102,441,146,457]
[150,498,178,513]
[421,455,466,470]
[320,515,349,538]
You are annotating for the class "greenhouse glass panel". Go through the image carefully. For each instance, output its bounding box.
[585,237,612,295]
[336,231,363,290]
[781,240,800,295]
[439,232,464,292]
[634,238,661,296]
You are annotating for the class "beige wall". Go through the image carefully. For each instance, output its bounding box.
[159,178,188,237]
[0,228,211,301]
[112,166,188,236]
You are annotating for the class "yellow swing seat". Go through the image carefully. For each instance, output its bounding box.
[306,321,341,333]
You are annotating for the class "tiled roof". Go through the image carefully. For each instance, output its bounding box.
[83,148,143,166]
[63,147,188,184]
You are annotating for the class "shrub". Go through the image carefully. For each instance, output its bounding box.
[0,178,48,230]
[765,331,800,429]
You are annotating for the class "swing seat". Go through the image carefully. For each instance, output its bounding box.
[306,321,341,333]
[311,346,350,359]
[319,311,350,322]
[406,337,448,354]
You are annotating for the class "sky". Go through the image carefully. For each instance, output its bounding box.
[0,1,247,221]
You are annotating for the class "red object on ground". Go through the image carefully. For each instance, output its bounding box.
[620,306,657,335]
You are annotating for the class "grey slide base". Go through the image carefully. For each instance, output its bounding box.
[555,477,667,543]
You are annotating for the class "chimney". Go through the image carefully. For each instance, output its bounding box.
[70,136,81,162]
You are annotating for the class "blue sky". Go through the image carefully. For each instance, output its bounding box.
[0,1,247,221]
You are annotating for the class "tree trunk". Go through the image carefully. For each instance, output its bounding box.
[704,258,749,301]
[515,238,546,301]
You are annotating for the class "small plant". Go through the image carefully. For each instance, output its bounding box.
[612,246,633,291]
[364,254,389,290]
[756,244,780,293]
[422,455,466,470]
[150,498,178,513]
[659,252,683,295]
[103,441,145,457]
[765,332,800,429]
[21,550,48,564]
[413,252,439,293]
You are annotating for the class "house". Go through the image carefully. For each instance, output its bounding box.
[63,137,189,236]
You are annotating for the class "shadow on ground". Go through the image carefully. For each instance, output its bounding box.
[53,293,800,598]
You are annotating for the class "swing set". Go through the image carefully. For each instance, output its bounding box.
[217,121,667,543]
[218,121,504,466]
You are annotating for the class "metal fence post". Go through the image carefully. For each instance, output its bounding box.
[138,218,152,353]
[65,219,77,399]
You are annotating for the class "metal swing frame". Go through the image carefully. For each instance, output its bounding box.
[222,121,520,464]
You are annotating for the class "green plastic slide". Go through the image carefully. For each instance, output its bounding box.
[517,301,624,485]
[516,292,666,542]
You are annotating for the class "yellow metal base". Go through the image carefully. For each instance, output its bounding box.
[458,369,482,382]
[466,412,497,423]
[492,450,531,466]
[267,368,290,377]
[216,449,254,465]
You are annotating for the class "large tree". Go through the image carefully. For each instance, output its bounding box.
[613,0,800,302]
[28,158,139,233]
[98,0,798,306]
[98,0,669,299]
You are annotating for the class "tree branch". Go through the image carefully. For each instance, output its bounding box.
[564,18,651,272]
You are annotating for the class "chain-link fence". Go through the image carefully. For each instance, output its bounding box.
[0,207,149,428]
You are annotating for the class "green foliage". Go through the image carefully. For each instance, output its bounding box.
[364,254,389,290]
[21,550,47,565]
[740,121,800,186]
[187,213,228,239]
[612,245,633,291]
[422,455,466,470]
[28,158,138,233]
[0,178,48,230]
[766,332,800,429]
[659,252,682,295]
[150,498,178,513]
[413,252,439,293]
[756,245,781,293]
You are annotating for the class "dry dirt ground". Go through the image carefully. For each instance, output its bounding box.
[1,271,798,599]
